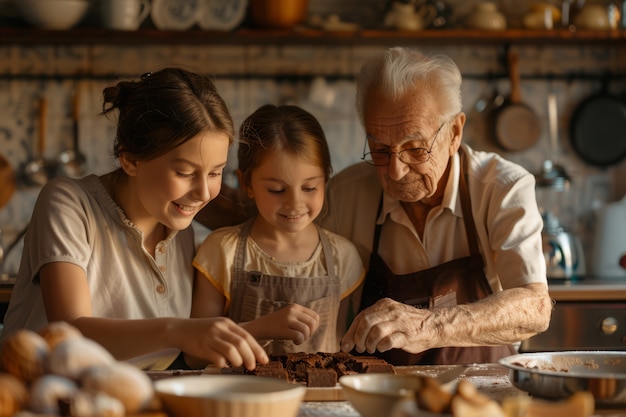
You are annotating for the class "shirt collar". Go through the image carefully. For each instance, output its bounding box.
[376,151,463,225]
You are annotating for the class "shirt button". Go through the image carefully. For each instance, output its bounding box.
[156,285,166,294]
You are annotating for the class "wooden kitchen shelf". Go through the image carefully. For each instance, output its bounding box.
[1,27,625,46]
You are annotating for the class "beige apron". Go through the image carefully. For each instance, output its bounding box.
[358,149,515,365]
[228,219,340,355]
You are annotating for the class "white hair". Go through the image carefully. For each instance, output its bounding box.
[355,47,463,126]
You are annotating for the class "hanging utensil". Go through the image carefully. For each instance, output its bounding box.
[24,96,55,186]
[536,92,570,191]
[58,86,87,178]
[0,151,16,208]
[493,49,541,152]
[569,78,626,167]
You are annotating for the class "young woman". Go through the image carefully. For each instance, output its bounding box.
[1,69,268,371]
[191,104,364,361]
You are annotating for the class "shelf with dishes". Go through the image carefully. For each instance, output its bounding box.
[1,27,625,46]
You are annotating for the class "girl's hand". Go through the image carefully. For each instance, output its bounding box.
[243,304,320,345]
[180,317,268,370]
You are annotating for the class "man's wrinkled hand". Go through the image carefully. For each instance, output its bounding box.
[340,298,433,355]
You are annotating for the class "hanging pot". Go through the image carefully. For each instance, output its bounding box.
[569,80,626,167]
[493,49,541,152]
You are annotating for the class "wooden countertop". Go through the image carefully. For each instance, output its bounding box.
[298,364,626,416]
[549,279,626,301]
[148,364,626,416]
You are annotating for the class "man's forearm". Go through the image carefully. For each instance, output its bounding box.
[426,283,552,348]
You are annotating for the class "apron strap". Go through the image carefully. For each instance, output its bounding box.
[458,148,481,257]
[234,218,255,272]
[235,218,334,277]
[316,224,337,277]
[371,196,384,253]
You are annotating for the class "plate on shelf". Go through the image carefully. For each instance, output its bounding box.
[198,0,248,31]
[151,0,203,31]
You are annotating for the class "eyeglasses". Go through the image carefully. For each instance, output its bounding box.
[362,121,446,166]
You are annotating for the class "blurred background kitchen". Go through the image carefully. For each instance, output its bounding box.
[1,0,625,284]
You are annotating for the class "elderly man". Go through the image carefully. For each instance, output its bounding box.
[320,47,552,365]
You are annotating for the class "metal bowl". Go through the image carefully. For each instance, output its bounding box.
[499,351,626,406]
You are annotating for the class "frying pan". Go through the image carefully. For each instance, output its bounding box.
[569,81,626,167]
[499,351,626,406]
[494,49,541,152]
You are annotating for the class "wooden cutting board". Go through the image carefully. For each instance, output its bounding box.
[201,365,345,402]
[304,385,344,401]
[148,365,449,402]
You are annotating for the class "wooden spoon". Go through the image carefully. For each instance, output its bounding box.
[24,97,54,186]
[0,152,16,208]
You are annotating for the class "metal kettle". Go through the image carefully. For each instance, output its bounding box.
[542,212,586,279]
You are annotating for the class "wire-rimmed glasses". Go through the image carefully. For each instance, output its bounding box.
[362,121,446,166]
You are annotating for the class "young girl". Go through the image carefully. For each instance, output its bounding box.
[1,69,268,371]
[191,104,364,357]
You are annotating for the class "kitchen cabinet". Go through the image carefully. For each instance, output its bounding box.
[1,27,625,46]
[520,280,626,353]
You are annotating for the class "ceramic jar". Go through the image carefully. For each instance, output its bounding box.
[574,4,610,30]
[384,1,436,31]
[523,3,562,29]
[465,2,507,30]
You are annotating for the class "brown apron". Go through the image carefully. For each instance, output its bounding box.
[228,219,340,355]
[358,150,515,365]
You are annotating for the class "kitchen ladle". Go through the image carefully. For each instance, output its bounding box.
[58,87,87,178]
[535,92,570,191]
[24,97,55,186]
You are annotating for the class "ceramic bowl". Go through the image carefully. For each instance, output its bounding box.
[339,374,446,417]
[15,0,90,30]
[154,375,306,417]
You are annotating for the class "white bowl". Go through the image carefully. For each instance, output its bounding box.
[339,374,444,417]
[154,375,306,417]
[15,0,90,30]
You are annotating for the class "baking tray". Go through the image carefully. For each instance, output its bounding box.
[499,351,626,406]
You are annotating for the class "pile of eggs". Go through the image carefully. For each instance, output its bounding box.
[0,322,158,417]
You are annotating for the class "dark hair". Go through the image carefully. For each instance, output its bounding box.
[237,104,332,189]
[102,68,234,161]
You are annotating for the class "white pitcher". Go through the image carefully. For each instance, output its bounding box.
[101,0,151,31]
[592,194,626,278]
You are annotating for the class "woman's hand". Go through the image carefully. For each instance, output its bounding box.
[179,317,268,370]
[242,304,320,345]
